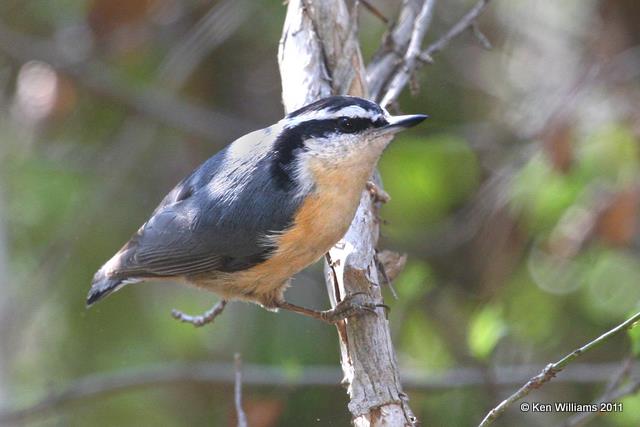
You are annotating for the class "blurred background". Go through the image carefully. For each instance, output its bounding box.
[1,0,640,425]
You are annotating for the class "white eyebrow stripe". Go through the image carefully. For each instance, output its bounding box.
[281,106,385,128]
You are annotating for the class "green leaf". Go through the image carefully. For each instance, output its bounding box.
[468,304,507,360]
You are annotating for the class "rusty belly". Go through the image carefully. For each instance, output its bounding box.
[217,154,378,302]
[226,185,362,295]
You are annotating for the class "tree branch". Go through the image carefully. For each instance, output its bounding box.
[422,0,492,59]
[0,21,253,141]
[278,0,416,425]
[370,0,493,106]
[478,311,640,427]
[380,0,436,107]
[158,0,249,90]
[367,0,424,102]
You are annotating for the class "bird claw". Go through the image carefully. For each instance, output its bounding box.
[366,181,391,204]
[319,292,381,324]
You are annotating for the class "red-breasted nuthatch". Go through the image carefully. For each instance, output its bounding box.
[88,96,427,324]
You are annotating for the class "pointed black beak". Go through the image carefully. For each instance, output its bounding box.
[378,113,429,135]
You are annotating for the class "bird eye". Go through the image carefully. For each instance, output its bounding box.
[337,117,356,133]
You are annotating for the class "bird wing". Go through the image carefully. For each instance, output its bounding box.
[105,129,304,279]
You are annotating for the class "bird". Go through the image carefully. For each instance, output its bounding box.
[87,95,427,325]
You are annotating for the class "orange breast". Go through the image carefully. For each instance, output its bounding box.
[239,158,370,278]
[217,151,381,306]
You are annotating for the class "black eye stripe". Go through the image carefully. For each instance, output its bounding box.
[283,117,380,139]
[338,117,375,133]
[272,116,388,190]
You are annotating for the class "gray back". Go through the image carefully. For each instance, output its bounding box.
[112,128,305,278]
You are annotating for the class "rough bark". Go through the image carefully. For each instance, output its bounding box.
[278,1,417,425]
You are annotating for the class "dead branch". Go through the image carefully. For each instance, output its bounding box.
[279,0,416,425]
[367,0,424,102]
[422,0,492,59]
[369,0,493,106]
[380,0,436,107]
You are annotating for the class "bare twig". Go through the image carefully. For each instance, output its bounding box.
[360,0,389,24]
[380,0,437,107]
[367,0,424,102]
[0,21,253,141]
[0,361,635,425]
[602,356,635,399]
[561,356,635,427]
[422,0,491,59]
[171,300,227,327]
[279,1,417,423]
[562,377,640,427]
[374,251,399,299]
[471,21,492,50]
[159,0,249,90]
[478,311,640,427]
[234,354,248,427]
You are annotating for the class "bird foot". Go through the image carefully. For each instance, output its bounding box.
[319,292,381,323]
[366,181,391,204]
[276,292,384,324]
[171,300,227,327]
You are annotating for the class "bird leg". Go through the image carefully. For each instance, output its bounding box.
[276,292,383,324]
[171,300,227,327]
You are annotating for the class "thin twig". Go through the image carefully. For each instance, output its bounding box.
[478,311,640,427]
[471,21,492,50]
[234,354,248,427]
[171,300,227,327]
[367,0,424,101]
[360,0,389,24]
[380,0,437,106]
[562,356,635,427]
[562,377,640,427]
[159,0,249,90]
[374,252,398,299]
[602,355,634,398]
[423,0,491,59]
